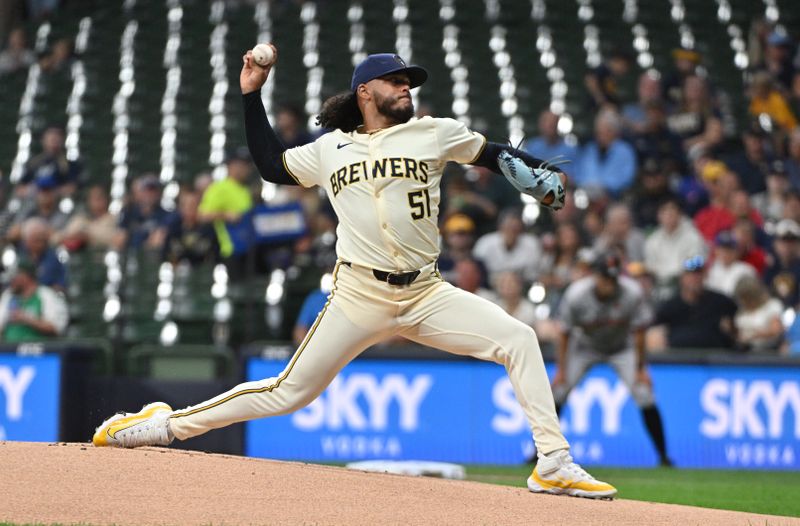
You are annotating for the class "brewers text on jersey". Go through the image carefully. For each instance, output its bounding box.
[327,157,431,196]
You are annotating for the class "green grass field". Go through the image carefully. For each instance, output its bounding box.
[466,465,800,518]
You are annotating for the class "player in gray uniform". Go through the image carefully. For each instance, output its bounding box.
[554,252,672,466]
[92,48,617,499]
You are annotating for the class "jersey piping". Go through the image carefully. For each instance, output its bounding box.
[281,151,304,186]
[467,135,488,164]
[170,261,342,420]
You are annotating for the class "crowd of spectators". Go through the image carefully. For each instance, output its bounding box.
[3,16,800,355]
[433,23,800,356]
[0,97,330,342]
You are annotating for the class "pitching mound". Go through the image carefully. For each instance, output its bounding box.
[1,442,796,526]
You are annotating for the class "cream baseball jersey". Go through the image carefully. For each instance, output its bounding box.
[282,116,486,271]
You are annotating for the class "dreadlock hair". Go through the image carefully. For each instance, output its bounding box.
[316,91,363,132]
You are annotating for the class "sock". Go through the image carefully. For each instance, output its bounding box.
[166,417,175,441]
[539,447,569,460]
[641,405,668,462]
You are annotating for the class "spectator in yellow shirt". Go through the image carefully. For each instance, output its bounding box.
[198,147,254,260]
[749,70,798,132]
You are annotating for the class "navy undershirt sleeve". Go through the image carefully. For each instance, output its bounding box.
[242,91,299,186]
[472,142,562,174]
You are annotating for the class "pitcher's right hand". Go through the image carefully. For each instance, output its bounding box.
[240,44,277,95]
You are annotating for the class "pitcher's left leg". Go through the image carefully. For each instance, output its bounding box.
[399,279,616,498]
[399,280,566,454]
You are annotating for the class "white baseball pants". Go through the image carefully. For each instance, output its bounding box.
[169,260,569,455]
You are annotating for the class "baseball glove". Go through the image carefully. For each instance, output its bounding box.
[497,151,567,210]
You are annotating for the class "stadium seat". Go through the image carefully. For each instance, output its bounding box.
[126,343,236,380]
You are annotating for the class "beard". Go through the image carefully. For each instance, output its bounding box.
[375,92,414,124]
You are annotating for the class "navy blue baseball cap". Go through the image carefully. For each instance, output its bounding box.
[35,175,59,190]
[714,230,737,249]
[592,252,621,278]
[350,53,427,92]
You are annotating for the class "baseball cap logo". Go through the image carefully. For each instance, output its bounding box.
[350,53,428,91]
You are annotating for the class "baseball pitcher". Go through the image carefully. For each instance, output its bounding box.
[554,252,672,466]
[93,47,616,499]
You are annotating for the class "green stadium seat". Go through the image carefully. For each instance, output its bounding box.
[126,343,236,380]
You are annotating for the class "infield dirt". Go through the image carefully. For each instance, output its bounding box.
[1,441,797,526]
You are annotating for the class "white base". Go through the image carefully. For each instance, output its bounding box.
[346,460,465,480]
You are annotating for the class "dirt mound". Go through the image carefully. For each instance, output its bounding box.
[1,442,796,526]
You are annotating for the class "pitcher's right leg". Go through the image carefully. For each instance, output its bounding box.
[95,263,390,447]
[168,297,385,440]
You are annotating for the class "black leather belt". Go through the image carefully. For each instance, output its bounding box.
[372,268,421,286]
[342,261,422,286]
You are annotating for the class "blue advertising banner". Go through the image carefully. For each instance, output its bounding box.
[245,358,800,469]
[0,354,61,441]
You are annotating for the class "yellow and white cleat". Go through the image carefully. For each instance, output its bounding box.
[93,402,174,448]
[528,450,617,499]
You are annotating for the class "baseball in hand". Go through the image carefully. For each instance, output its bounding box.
[252,43,275,67]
